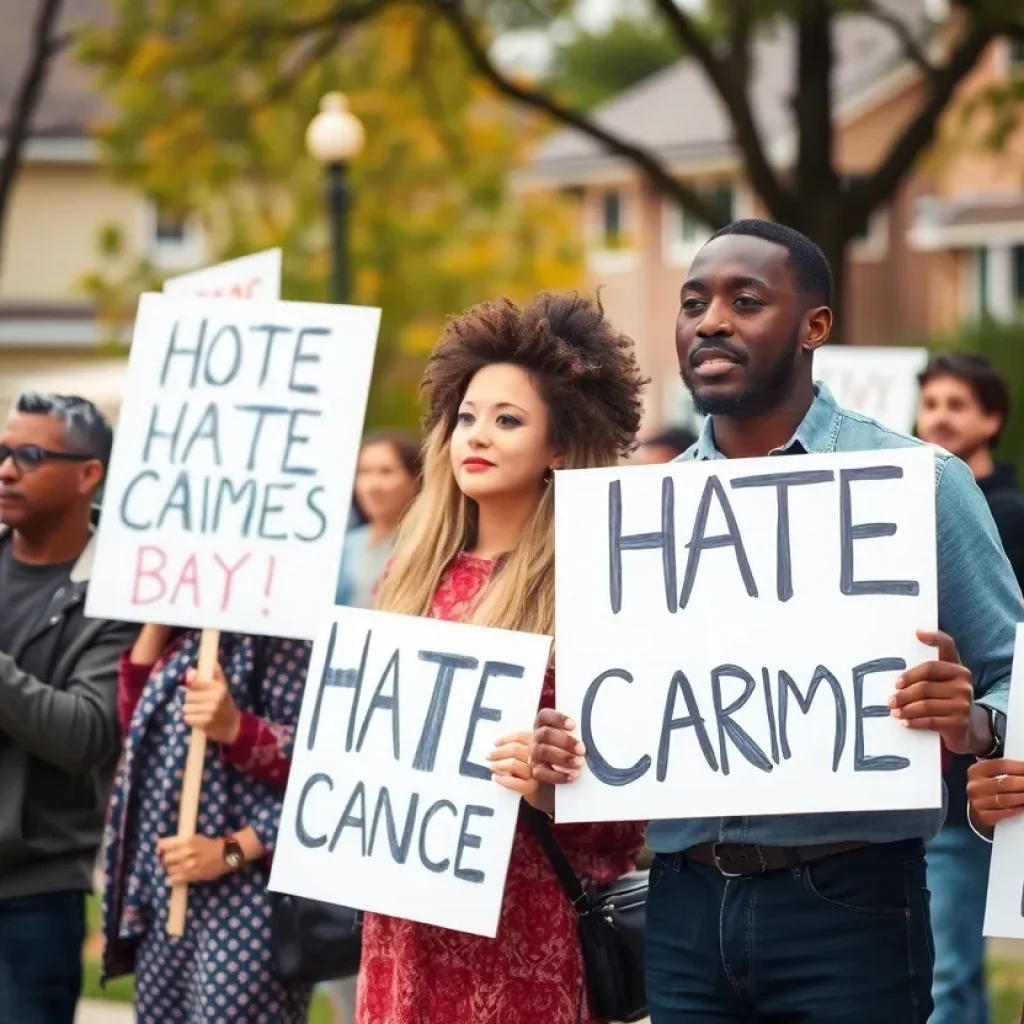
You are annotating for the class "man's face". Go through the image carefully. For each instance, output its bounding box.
[676,234,820,417]
[916,374,1001,461]
[0,413,101,527]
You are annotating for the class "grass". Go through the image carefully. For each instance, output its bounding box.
[82,894,335,1023]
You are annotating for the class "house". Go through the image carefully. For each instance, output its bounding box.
[0,0,209,420]
[516,1,1024,426]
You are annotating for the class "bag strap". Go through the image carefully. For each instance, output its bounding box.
[524,805,592,917]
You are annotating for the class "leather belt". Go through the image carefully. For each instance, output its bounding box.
[683,840,870,878]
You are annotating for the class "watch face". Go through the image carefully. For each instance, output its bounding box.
[224,841,244,868]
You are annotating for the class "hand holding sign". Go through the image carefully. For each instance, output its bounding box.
[888,629,975,752]
[487,732,540,801]
[183,662,241,744]
[529,709,585,784]
[968,759,1024,828]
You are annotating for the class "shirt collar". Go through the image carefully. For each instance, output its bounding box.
[690,382,842,461]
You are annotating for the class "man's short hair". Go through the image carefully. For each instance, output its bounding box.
[709,219,833,307]
[918,351,1010,446]
[15,392,114,469]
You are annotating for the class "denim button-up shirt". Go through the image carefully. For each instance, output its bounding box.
[646,382,1022,854]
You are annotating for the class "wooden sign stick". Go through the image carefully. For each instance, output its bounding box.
[167,627,221,937]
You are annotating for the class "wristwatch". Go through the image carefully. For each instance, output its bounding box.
[223,837,245,871]
[981,707,1007,759]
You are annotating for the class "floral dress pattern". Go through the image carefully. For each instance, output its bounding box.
[357,553,647,1024]
[101,630,312,1023]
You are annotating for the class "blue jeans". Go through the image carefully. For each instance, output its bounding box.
[926,825,992,1024]
[0,890,85,1024]
[646,841,934,1022]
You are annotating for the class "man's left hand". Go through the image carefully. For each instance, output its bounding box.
[889,629,975,754]
[157,834,230,885]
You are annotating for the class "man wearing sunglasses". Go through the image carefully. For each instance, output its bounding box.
[0,392,139,1024]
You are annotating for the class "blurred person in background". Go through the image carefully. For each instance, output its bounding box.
[0,393,138,1024]
[633,424,697,465]
[335,430,421,608]
[101,627,312,1022]
[915,351,1024,1024]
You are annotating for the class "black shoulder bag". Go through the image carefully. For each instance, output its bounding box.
[245,637,363,983]
[525,806,648,1023]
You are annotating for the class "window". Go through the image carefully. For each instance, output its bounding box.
[841,176,889,260]
[144,199,204,269]
[601,190,623,248]
[678,184,734,245]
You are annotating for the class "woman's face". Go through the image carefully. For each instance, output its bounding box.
[354,441,418,527]
[450,363,558,503]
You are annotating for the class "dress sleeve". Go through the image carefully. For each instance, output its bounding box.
[117,652,153,734]
[220,637,312,854]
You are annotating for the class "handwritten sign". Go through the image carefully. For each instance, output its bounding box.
[983,622,1024,938]
[553,446,940,822]
[269,607,551,937]
[87,293,380,639]
[813,347,928,434]
[163,249,282,301]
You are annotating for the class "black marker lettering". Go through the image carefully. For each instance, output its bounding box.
[711,665,773,775]
[454,804,494,884]
[296,486,328,542]
[290,327,328,394]
[854,657,910,771]
[258,482,294,540]
[295,772,332,848]
[413,652,479,772]
[777,666,847,771]
[235,404,289,472]
[657,669,718,780]
[418,799,458,873]
[156,470,192,531]
[204,324,243,386]
[252,323,295,386]
[357,647,401,760]
[840,467,919,596]
[142,402,188,464]
[281,409,320,476]
[180,402,222,465]
[680,476,757,609]
[328,780,368,855]
[213,478,258,537]
[760,667,780,764]
[731,470,834,601]
[368,787,417,863]
[608,476,677,614]
[460,661,521,781]
[159,318,206,388]
[119,470,158,530]
[582,668,650,786]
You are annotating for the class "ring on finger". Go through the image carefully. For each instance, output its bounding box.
[997,791,1004,808]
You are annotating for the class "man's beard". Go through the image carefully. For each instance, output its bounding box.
[683,325,801,419]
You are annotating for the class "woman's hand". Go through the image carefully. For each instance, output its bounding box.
[157,835,229,884]
[967,758,1024,830]
[183,663,242,744]
[528,709,585,786]
[488,732,553,814]
[131,624,173,665]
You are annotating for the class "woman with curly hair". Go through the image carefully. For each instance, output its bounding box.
[357,292,649,1024]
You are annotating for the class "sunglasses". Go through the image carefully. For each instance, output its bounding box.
[0,444,95,473]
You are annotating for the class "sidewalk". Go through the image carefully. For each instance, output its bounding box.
[76,1000,133,1023]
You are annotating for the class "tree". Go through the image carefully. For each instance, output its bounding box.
[79,0,1024,338]
[0,0,70,279]
[77,4,581,430]
[546,12,683,110]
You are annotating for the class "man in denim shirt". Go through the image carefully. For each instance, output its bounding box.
[531,220,1020,1022]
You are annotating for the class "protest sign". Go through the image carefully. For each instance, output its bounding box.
[554,446,940,823]
[269,607,551,938]
[812,347,928,434]
[983,622,1024,939]
[87,292,380,640]
[163,249,282,300]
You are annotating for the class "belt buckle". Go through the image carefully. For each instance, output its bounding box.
[712,843,746,878]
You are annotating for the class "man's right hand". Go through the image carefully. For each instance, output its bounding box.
[529,708,586,786]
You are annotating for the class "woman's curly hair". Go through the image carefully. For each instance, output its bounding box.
[422,291,647,463]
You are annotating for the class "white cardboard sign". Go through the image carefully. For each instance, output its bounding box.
[554,446,940,823]
[87,293,380,639]
[812,347,928,434]
[983,621,1024,938]
[163,249,283,301]
[269,607,551,938]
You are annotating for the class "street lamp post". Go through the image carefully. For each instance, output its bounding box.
[306,92,365,304]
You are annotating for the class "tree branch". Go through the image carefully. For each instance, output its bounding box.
[432,0,726,227]
[858,0,937,77]
[649,0,791,219]
[847,22,994,225]
[412,16,470,169]
[247,0,392,40]
[0,0,68,277]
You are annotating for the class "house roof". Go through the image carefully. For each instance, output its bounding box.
[527,0,931,179]
[0,0,110,140]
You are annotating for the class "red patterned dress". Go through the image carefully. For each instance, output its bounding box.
[357,553,647,1024]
